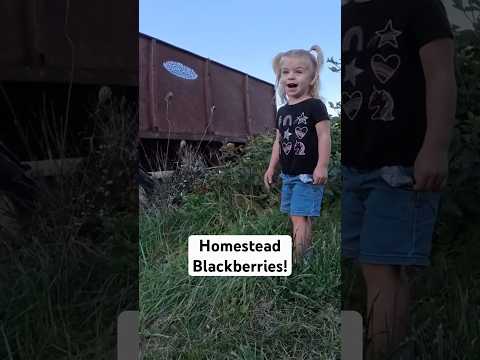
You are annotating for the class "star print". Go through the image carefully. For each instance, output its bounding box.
[375,20,402,48]
[344,58,364,86]
[283,128,292,141]
[296,112,308,125]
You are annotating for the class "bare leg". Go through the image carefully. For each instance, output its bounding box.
[396,267,411,345]
[290,215,309,262]
[361,264,411,359]
[304,217,313,253]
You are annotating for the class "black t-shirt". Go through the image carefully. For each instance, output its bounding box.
[341,0,453,169]
[275,98,330,175]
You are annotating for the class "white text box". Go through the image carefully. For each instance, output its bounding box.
[188,235,292,276]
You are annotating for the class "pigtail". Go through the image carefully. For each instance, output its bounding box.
[272,51,287,105]
[272,52,283,77]
[309,45,324,99]
[310,45,324,72]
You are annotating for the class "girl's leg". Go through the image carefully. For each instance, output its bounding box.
[304,217,313,254]
[290,215,309,262]
[361,264,411,359]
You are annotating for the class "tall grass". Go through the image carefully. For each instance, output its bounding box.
[0,92,138,359]
[140,135,342,359]
[342,249,480,359]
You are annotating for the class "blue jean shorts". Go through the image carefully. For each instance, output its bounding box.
[279,173,325,217]
[342,166,441,266]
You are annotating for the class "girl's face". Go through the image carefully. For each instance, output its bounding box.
[279,55,315,102]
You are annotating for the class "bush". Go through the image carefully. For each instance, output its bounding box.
[434,11,480,255]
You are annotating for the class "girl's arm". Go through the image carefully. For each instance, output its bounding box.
[267,130,281,171]
[415,37,456,191]
[264,130,281,190]
[314,120,331,185]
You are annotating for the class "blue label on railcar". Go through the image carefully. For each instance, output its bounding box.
[162,61,198,80]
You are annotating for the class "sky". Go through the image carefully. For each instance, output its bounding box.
[139,0,341,113]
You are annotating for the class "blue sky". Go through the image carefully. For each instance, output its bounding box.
[140,0,341,112]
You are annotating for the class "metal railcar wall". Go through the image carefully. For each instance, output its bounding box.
[139,33,276,143]
[0,0,137,85]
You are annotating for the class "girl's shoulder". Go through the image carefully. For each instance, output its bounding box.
[309,97,327,107]
[308,98,330,122]
[304,98,329,115]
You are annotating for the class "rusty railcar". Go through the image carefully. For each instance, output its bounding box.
[0,0,137,85]
[139,33,276,144]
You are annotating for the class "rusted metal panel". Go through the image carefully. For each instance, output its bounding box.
[0,0,137,85]
[139,33,276,142]
[209,61,248,138]
[244,75,252,135]
[139,37,151,132]
[249,80,277,135]
[145,37,207,136]
[0,1,28,67]
[203,59,213,132]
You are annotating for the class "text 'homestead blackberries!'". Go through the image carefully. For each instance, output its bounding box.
[188,235,292,276]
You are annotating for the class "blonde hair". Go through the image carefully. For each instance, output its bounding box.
[272,45,324,105]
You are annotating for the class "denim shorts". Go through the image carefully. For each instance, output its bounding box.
[341,166,441,266]
[279,173,325,217]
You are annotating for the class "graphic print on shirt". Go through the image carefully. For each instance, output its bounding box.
[296,112,309,125]
[282,141,292,155]
[366,19,401,120]
[295,127,308,140]
[374,19,402,49]
[277,99,329,173]
[344,58,364,86]
[342,26,363,52]
[279,112,310,156]
[294,142,306,155]
[278,114,293,129]
[343,18,402,122]
[342,91,363,120]
[292,112,309,155]
[280,112,308,156]
[371,54,400,84]
[342,25,366,121]
[369,87,394,121]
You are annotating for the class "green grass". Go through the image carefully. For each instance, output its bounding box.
[0,185,138,360]
[0,96,138,359]
[140,205,341,359]
[409,249,480,359]
[139,139,342,360]
[342,231,480,360]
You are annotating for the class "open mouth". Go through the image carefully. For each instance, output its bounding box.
[287,83,298,89]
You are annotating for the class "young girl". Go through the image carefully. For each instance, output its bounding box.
[264,46,331,263]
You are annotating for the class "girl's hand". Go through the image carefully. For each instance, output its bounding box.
[264,167,275,190]
[313,165,328,185]
[413,145,448,192]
